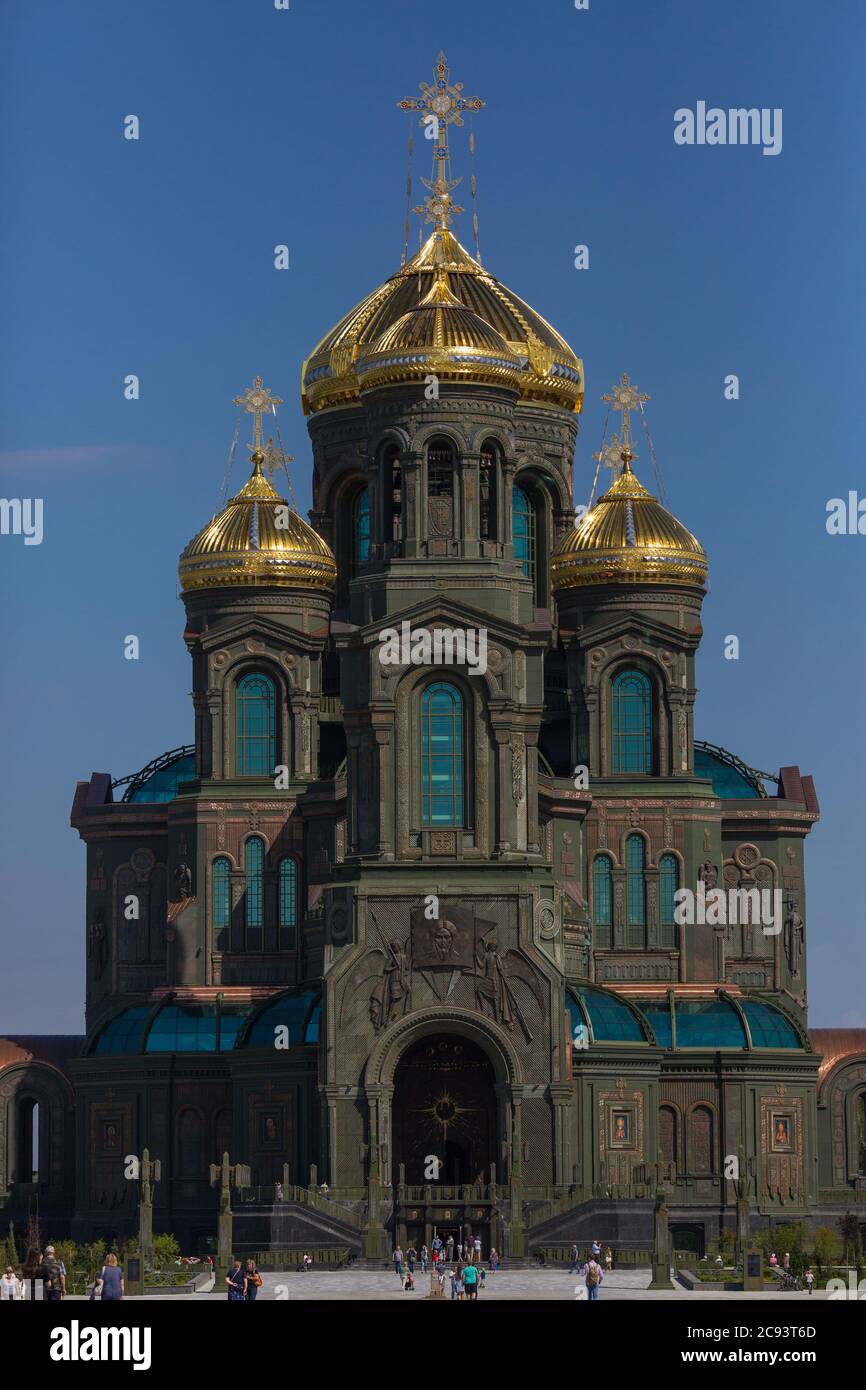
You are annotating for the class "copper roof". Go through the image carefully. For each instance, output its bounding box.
[810,1028,866,1091]
[0,1036,82,1077]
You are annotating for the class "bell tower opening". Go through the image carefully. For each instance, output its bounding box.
[392,1034,497,1186]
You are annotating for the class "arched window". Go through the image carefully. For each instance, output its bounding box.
[688,1105,714,1174]
[479,440,498,541]
[512,483,535,586]
[611,668,654,774]
[421,682,464,828]
[235,672,276,776]
[427,439,455,539]
[244,837,264,951]
[353,486,370,573]
[626,834,646,946]
[279,857,298,951]
[659,1105,678,1166]
[17,1098,39,1183]
[592,855,612,949]
[212,857,231,952]
[659,854,679,948]
[383,445,402,545]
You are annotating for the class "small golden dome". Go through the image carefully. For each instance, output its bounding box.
[179,453,337,594]
[302,229,583,414]
[551,459,707,592]
[355,270,522,394]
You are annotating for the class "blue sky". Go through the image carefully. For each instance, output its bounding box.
[1,0,864,1030]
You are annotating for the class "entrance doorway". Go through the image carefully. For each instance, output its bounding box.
[392,1034,497,1186]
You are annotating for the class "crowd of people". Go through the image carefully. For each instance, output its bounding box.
[392,1235,499,1295]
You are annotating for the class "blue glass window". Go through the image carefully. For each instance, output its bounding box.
[512,484,535,590]
[659,853,678,948]
[572,986,644,1043]
[244,990,321,1048]
[612,669,653,774]
[218,1006,251,1051]
[279,857,298,951]
[354,486,370,572]
[235,672,276,776]
[421,682,464,828]
[674,997,746,1049]
[740,1000,801,1049]
[212,857,231,951]
[91,1006,151,1055]
[637,1000,673,1049]
[146,1005,217,1053]
[593,855,612,949]
[626,835,646,945]
[129,752,196,803]
[245,837,264,950]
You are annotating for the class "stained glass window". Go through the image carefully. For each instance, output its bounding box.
[421,682,464,827]
[659,853,678,948]
[612,668,653,773]
[235,672,276,776]
[245,837,264,950]
[354,486,370,571]
[512,484,536,594]
[212,856,231,951]
[627,834,646,945]
[279,857,298,951]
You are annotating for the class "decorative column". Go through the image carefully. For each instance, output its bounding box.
[401,452,422,558]
[462,452,481,557]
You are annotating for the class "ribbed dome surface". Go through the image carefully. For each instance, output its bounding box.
[551,462,707,591]
[179,454,337,593]
[355,271,522,393]
[302,229,583,414]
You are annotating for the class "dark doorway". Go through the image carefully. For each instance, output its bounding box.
[393,1035,497,1186]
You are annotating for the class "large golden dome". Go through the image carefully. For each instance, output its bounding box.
[302,229,583,415]
[179,452,337,594]
[551,459,707,592]
[355,269,522,394]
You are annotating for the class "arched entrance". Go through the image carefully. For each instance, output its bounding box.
[393,1035,496,1186]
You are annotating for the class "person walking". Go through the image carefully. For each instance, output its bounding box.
[450,1264,463,1300]
[591,1239,601,1261]
[95,1253,124,1302]
[568,1243,580,1274]
[473,1235,482,1264]
[585,1255,604,1301]
[804,1266,814,1295]
[457,1241,464,1262]
[393,1245,404,1278]
[40,1247,65,1302]
[783,1251,790,1271]
[489,1248,499,1273]
[245,1258,262,1301]
[605,1247,613,1272]
[445,1235,454,1264]
[431,1234,442,1264]
[226,1259,247,1301]
[1,1266,22,1300]
[420,1244,429,1272]
[463,1259,479,1300]
[406,1245,416,1274]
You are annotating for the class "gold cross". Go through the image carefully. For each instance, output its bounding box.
[601,374,650,461]
[397,51,484,231]
[233,377,283,454]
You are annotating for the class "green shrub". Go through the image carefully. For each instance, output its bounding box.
[151,1234,181,1269]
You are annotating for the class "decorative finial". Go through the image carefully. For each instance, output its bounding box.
[594,432,637,480]
[233,377,283,454]
[397,51,484,232]
[601,373,651,463]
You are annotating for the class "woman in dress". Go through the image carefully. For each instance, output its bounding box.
[96,1253,124,1301]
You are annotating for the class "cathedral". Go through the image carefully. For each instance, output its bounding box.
[2,54,865,1263]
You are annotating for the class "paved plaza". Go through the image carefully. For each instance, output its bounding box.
[61,1268,832,1302]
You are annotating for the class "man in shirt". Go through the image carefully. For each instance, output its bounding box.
[463,1260,479,1300]
[41,1246,65,1302]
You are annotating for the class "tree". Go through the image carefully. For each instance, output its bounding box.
[812,1225,840,1271]
[838,1211,861,1266]
[151,1234,181,1269]
[4,1225,18,1269]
